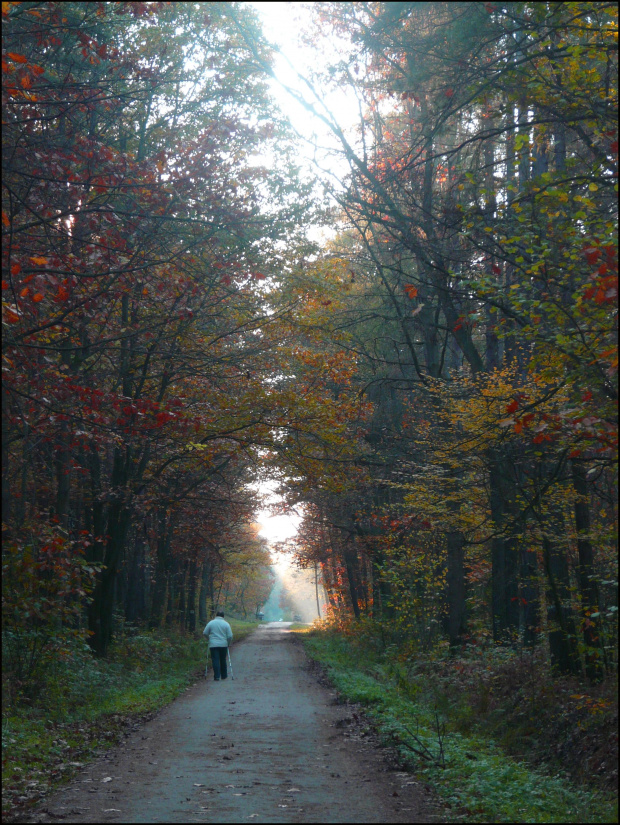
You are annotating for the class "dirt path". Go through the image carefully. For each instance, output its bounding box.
[28,624,439,823]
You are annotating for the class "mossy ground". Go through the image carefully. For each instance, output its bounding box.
[294,621,617,824]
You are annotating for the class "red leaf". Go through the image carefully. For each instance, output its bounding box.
[506,399,519,414]
[583,245,600,265]
[445,88,454,98]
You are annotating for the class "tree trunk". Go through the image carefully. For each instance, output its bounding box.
[314,560,321,619]
[543,535,580,676]
[124,526,148,625]
[176,558,187,629]
[198,560,210,626]
[344,546,361,620]
[489,452,520,643]
[185,558,197,633]
[519,544,540,647]
[443,529,466,649]
[149,506,173,629]
[88,497,131,656]
[571,460,604,681]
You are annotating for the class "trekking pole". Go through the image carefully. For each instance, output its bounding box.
[227,646,234,680]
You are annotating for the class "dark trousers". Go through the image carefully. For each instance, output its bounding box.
[210,647,228,680]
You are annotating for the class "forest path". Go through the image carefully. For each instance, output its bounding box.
[29,624,438,823]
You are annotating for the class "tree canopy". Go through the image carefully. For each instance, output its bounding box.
[2,1,617,691]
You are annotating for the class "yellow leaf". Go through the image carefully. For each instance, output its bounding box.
[29,256,48,265]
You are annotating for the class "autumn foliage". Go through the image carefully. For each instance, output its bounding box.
[1,0,316,671]
[272,1,618,685]
[2,0,617,719]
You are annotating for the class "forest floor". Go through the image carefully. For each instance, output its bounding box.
[12,623,441,824]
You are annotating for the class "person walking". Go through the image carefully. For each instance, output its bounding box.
[203,611,233,681]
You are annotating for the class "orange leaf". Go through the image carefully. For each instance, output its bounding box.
[7,52,28,63]
[514,420,523,434]
[1,210,9,227]
[20,287,29,297]
[20,74,32,89]
[33,292,44,302]
[29,256,48,265]
[11,263,21,276]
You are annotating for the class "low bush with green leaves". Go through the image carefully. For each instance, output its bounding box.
[300,622,617,824]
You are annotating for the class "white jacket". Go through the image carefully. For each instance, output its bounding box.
[203,617,233,648]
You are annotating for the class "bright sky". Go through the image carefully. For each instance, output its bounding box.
[255,477,301,543]
[248,1,357,181]
[248,3,353,544]
[257,510,301,542]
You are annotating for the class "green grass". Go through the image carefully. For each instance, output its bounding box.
[2,620,258,819]
[298,627,618,824]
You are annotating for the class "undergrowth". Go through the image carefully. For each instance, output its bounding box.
[297,620,618,824]
[1,619,257,820]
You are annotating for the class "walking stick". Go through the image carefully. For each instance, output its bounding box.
[227,646,234,680]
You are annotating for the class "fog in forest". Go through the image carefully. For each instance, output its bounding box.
[260,553,326,623]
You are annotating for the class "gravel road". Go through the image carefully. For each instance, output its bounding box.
[29,623,439,823]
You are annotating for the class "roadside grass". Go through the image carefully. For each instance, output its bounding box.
[2,619,257,820]
[296,624,618,824]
